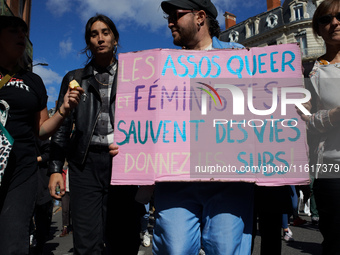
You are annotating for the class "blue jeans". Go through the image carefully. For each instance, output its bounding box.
[282,185,299,228]
[153,182,254,255]
[290,185,299,219]
[282,214,289,229]
[141,203,150,233]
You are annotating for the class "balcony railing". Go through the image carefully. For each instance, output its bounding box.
[301,46,326,60]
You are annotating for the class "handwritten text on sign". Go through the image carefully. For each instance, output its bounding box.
[111,44,309,186]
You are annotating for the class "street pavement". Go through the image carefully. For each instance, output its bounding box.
[35,205,322,255]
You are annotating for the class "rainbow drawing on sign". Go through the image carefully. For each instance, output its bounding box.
[197,82,223,115]
[196,82,223,107]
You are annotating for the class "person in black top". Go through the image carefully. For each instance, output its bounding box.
[0,16,83,255]
[48,14,142,255]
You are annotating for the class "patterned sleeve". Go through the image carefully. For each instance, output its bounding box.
[306,61,335,134]
[307,109,334,134]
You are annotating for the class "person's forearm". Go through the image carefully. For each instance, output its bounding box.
[39,104,70,140]
[307,109,338,134]
[329,107,340,125]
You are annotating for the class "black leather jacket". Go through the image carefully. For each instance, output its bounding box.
[49,62,117,174]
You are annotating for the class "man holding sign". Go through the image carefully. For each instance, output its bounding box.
[152,1,255,254]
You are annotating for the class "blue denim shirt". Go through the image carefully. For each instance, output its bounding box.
[212,36,244,49]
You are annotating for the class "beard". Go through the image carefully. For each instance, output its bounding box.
[172,22,197,48]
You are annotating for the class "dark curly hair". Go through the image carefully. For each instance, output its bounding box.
[206,15,220,38]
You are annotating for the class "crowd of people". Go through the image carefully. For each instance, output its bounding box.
[0,0,339,254]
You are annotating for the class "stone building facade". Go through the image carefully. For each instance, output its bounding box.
[220,0,325,67]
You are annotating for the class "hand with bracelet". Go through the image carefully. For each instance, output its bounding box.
[37,85,84,140]
[58,85,84,118]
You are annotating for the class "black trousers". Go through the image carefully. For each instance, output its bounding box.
[34,200,53,252]
[106,185,143,255]
[69,148,111,255]
[69,148,142,255]
[314,178,340,255]
[252,186,292,255]
[0,172,37,255]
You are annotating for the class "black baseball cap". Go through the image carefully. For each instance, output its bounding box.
[161,0,218,19]
[0,15,28,32]
[0,15,28,31]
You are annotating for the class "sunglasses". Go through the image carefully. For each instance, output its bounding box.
[164,9,198,23]
[318,12,340,24]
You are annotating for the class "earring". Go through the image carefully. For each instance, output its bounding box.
[86,50,91,59]
[113,45,117,54]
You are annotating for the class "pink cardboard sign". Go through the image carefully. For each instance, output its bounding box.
[111,44,310,186]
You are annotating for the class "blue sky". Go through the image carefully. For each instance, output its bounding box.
[30,0,268,109]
